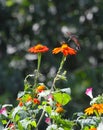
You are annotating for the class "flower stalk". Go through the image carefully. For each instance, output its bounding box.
[34,53,42,86]
[36,106,46,129]
[51,55,66,91]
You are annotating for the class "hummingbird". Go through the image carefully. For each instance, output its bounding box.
[66,32,80,51]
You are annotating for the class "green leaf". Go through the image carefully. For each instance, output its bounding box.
[60,88,71,94]
[51,115,74,129]
[17,91,25,98]
[24,82,31,91]
[57,74,67,81]
[53,92,71,105]
[22,94,31,102]
[2,120,7,125]
[18,110,28,120]
[12,106,23,119]
[18,122,24,130]
[38,105,42,110]
[2,104,13,108]
[19,118,37,129]
[19,119,36,129]
[45,106,52,113]
[15,114,20,122]
[83,126,89,130]
[20,118,31,129]
[77,116,99,129]
[6,0,14,7]
[30,121,36,127]
[42,101,48,105]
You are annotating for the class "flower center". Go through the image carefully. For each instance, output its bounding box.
[35,44,43,50]
[61,44,68,49]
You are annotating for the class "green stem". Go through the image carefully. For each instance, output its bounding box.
[34,53,42,87]
[5,120,11,128]
[51,55,66,91]
[37,53,42,72]
[36,105,45,129]
[94,110,100,117]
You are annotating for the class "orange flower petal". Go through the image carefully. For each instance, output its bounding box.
[93,104,103,114]
[55,106,64,113]
[36,85,45,93]
[26,96,32,102]
[84,106,94,115]
[33,98,40,105]
[56,103,62,107]
[85,103,103,115]
[19,101,23,107]
[52,48,61,54]
[52,43,77,56]
[8,123,15,130]
[89,128,97,130]
[28,44,49,53]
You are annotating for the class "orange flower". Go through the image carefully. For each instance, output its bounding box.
[18,101,23,107]
[28,44,49,53]
[33,98,40,105]
[52,43,77,56]
[93,104,103,114]
[8,123,15,130]
[89,128,97,130]
[17,98,23,107]
[36,85,45,93]
[85,103,103,115]
[56,103,62,107]
[85,106,94,115]
[55,106,64,113]
[26,95,32,102]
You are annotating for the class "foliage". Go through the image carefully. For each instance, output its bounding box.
[0,42,77,130]
[0,41,103,130]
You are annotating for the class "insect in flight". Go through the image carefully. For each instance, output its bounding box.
[66,32,80,51]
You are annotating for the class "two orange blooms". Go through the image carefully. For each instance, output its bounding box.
[28,42,77,56]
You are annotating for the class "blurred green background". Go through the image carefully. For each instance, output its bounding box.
[0,0,103,116]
